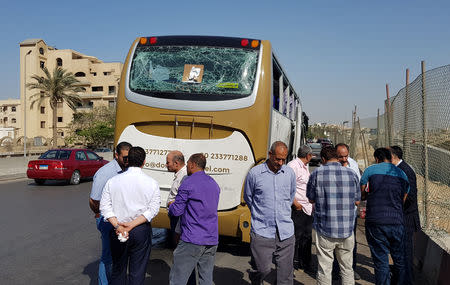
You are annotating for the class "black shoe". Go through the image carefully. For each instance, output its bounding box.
[354,272,361,280]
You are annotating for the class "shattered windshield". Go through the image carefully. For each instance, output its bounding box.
[129,45,259,100]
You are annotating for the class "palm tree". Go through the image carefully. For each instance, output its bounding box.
[27,67,83,147]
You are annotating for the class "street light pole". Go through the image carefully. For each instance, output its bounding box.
[24,50,32,157]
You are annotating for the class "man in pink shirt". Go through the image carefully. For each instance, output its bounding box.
[287,145,314,274]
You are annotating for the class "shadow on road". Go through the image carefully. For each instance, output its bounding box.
[217,236,251,257]
[214,266,250,285]
[355,254,375,284]
[26,178,93,187]
[82,260,99,285]
[146,258,171,284]
[145,259,250,284]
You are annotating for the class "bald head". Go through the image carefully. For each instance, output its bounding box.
[166,150,185,172]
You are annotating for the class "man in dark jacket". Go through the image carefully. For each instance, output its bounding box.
[390,146,420,285]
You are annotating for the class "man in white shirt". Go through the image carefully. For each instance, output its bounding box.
[166,151,187,246]
[100,146,161,285]
[335,143,361,280]
[335,143,361,180]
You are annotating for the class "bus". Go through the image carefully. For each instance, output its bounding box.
[115,36,306,242]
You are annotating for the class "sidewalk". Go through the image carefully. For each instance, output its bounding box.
[0,155,39,181]
[0,152,114,181]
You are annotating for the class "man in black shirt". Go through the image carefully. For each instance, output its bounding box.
[389,146,420,285]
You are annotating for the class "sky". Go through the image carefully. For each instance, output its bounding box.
[1,0,450,124]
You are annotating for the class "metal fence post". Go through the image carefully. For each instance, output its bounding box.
[386,84,393,146]
[358,117,369,168]
[349,107,356,157]
[421,60,429,230]
[384,101,389,146]
[404,69,410,158]
[377,108,381,148]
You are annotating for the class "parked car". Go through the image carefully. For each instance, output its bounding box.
[307,143,322,166]
[94,148,112,153]
[27,149,109,185]
[317,138,333,148]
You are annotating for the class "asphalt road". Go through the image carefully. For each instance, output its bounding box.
[0,179,102,284]
[0,179,259,285]
[0,177,376,285]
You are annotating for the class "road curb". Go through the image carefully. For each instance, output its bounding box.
[0,173,28,182]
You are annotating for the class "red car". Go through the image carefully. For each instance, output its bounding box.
[27,149,109,185]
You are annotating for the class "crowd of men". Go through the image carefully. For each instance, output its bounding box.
[89,142,219,285]
[88,140,419,285]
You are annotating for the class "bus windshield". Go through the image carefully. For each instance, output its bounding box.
[129,45,259,100]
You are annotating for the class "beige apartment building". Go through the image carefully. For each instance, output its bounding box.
[0,99,21,141]
[19,39,123,146]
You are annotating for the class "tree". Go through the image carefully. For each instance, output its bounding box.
[66,106,115,149]
[27,67,83,147]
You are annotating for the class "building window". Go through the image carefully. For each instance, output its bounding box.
[12,118,16,123]
[56,58,63,67]
[108,86,116,95]
[75,72,86,77]
[91,72,97,76]
[3,117,7,122]
[40,61,45,69]
[40,106,45,114]
[103,72,111,76]
[58,131,64,137]
[39,47,44,55]
[3,106,7,111]
[88,101,94,107]
[92,86,103,92]
[40,121,45,128]
[57,117,63,122]
[108,100,115,108]
[11,106,16,112]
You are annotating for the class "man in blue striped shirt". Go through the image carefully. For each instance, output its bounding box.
[244,141,296,285]
[306,146,360,285]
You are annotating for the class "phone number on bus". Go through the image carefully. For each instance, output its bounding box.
[144,149,249,161]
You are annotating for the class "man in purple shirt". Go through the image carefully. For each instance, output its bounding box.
[168,153,220,285]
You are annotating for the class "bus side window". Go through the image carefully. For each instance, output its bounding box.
[290,95,297,120]
[272,58,282,110]
[283,83,289,116]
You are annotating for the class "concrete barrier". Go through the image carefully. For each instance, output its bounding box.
[415,230,450,284]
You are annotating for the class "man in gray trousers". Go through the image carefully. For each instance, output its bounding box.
[244,141,296,284]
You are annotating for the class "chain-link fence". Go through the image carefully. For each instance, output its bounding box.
[376,63,450,251]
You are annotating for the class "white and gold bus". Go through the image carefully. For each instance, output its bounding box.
[115,36,305,242]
